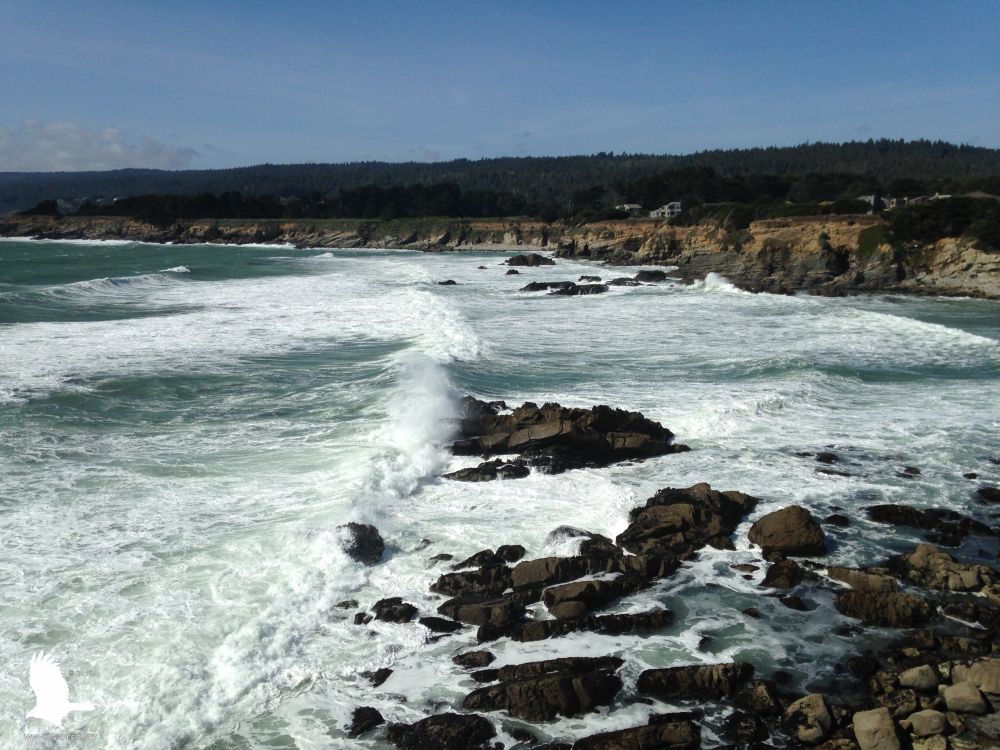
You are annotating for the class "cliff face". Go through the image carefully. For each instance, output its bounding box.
[2,214,997,299]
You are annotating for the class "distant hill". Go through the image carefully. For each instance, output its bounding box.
[3,139,999,215]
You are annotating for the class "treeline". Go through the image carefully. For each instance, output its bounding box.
[4,139,1000,215]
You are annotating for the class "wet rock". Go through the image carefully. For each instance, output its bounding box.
[943,682,988,714]
[816,452,840,464]
[852,707,902,750]
[354,612,372,625]
[542,575,647,611]
[484,608,672,643]
[496,544,527,563]
[828,567,898,592]
[428,553,453,565]
[976,486,1000,504]
[506,253,555,267]
[579,275,602,282]
[826,514,851,527]
[450,397,687,475]
[749,505,827,556]
[968,657,1000,695]
[419,616,463,634]
[362,667,392,687]
[453,650,495,669]
[347,706,385,738]
[550,282,609,296]
[783,693,834,745]
[734,679,783,716]
[724,709,769,743]
[548,601,588,619]
[437,594,526,627]
[607,277,642,286]
[763,559,807,589]
[436,279,457,285]
[336,599,359,609]
[372,597,418,623]
[521,280,576,292]
[878,688,918,719]
[617,482,759,557]
[431,564,514,598]
[634,269,669,282]
[453,549,500,569]
[339,522,385,565]
[742,607,761,618]
[386,712,496,749]
[866,505,995,546]
[834,591,935,627]
[637,662,753,701]
[888,544,995,591]
[781,595,810,611]
[572,715,700,750]
[505,268,520,275]
[443,457,530,481]
[462,656,624,721]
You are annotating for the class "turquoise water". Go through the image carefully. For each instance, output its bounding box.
[1,239,998,748]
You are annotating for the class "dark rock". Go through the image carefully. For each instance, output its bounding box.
[742,607,761,618]
[977,486,1000,504]
[542,575,647,612]
[866,504,995,544]
[450,397,687,476]
[428,553,453,564]
[734,679,782,716]
[572,716,700,750]
[780,595,809,611]
[506,253,555,267]
[362,667,393,687]
[339,522,385,565]
[453,549,499,569]
[372,597,418,623]
[432,564,514,597]
[443,457,530,481]
[437,594,526,627]
[816,451,840,464]
[762,559,806,589]
[748,505,827,556]
[386,712,496,749]
[724,710,768,743]
[617,482,759,557]
[471,668,499,683]
[335,599,359,609]
[899,465,922,477]
[453,651,496,669]
[520,280,576,292]
[964,472,979,479]
[847,655,881,678]
[347,706,384,738]
[826,514,850,527]
[419,616,463,634]
[834,591,935,627]
[637,662,754,701]
[496,544,527,563]
[607,277,642,286]
[579,275,602,282]
[550,283,609,296]
[484,608,672,643]
[436,279,457,285]
[506,268,520,275]
[463,657,624,721]
[354,612,372,625]
[548,601,588,619]
[634,269,669,282]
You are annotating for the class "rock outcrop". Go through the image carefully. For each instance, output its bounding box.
[748,505,827,556]
[338,522,385,565]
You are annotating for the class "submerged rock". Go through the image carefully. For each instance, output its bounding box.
[748,505,827,556]
[338,522,385,565]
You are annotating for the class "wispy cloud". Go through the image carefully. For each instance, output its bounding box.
[0,120,197,171]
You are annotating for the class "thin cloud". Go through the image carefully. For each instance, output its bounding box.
[0,120,198,171]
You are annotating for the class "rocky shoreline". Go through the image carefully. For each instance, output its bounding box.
[332,396,1000,750]
[2,213,998,299]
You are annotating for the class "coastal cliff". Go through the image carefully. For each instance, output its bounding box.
[2,213,997,299]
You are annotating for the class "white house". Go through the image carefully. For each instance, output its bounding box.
[649,201,681,219]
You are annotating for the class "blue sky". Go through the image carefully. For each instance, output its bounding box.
[1,1,998,170]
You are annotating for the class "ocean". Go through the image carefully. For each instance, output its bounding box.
[1,239,998,748]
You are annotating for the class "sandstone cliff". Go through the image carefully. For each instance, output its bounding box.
[2,214,997,299]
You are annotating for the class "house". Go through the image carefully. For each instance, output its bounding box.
[649,201,682,219]
[615,203,643,216]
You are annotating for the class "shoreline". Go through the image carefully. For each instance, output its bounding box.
[2,213,998,300]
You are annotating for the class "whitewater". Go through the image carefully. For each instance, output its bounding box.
[0,239,998,748]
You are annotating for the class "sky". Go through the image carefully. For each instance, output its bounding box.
[1,1,998,171]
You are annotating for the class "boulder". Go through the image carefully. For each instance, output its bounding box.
[418,616,463,634]
[579,275,602,282]
[386,712,496,749]
[866,505,995,546]
[437,595,525,627]
[888,544,995,591]
[943,682,988,714]
[505,268,520,275]
[431,564,514,597]
[749,505,827,555]
[462,657,623,721]
[443,457,530,481]
[637,662,753,700]
[347,706,384,738]
[548,601,588,619]
[362,667,392,686]
[902,709,947,737]
[572,716,700,750]
[852,707,902,750]
[968,658,1000,695]
[764,559,807,589]
[436,279,457,285]
[550,282,608,296]
[484,608,672,643]
[607,277,642,286]
[506,253,554,267]
[783,693,834,745]
[898,664,938,691]
[976,486,1000,504]
[372,597,417,623]
[634,269,669,282]
[520,281,575,292]
[339,522,384,565]
[724,709,769,742]
[834,591,935,627]
[542,575,646,611]
[734,679,783,715]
